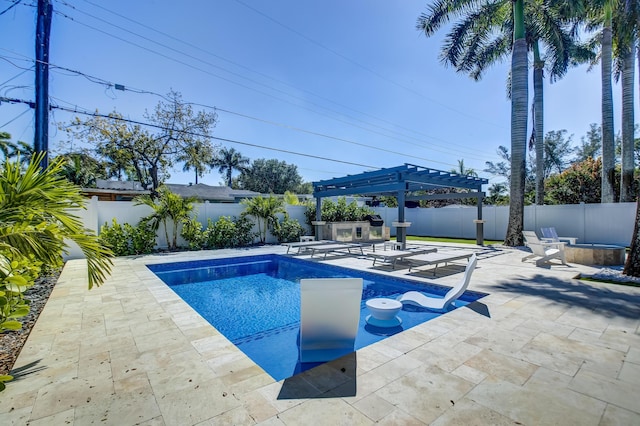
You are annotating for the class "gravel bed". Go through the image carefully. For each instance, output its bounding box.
[0,271,59,376]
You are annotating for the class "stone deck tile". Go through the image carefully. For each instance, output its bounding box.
[4,244,640,425]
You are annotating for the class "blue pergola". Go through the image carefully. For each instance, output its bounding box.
[312,164,489,247]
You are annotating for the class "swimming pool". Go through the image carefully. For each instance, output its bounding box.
[147,254,485,381]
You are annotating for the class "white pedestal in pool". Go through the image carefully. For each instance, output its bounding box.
[366,298,402,327]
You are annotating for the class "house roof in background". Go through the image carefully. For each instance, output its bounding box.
[164,183,260,202]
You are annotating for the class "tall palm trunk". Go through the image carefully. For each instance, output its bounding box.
[621,43,635,202]
[533,40,545,205]
[601,4,616,203]
[505,0,528,246]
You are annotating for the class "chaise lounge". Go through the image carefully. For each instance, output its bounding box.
[397,254,477,311]
[404,251,475,275]
[367,247,437,269]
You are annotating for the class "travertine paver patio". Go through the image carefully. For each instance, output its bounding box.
[3,243,640,425]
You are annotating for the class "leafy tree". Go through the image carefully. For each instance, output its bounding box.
[484,146,512,184]
[543,130,574,175]
[241,195,286,243]
[544,157,602,204]
[485,182,509,205]
[135,186,197,250]
[67,91,217,191]
[210,147,249,187]
[237,159,304,194]
[55,151,109,187]
[296,181,314,194]
[574,123,602,162]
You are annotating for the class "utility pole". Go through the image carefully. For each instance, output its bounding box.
[35,0,52,169]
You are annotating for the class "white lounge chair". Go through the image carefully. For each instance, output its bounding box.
[522,231,567,266]
[308,243,364,258]
[299,278,363,363]
[397,254,477,311]
[540,227,577,245]
[404,251,474,275]
[282,239,335,254]
[367,247,437,268]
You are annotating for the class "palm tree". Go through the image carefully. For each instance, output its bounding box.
[0,132,17,160]
[417,0,581,245]
[210,147,250,187]
[177,140,214,184]
[135,186,197,250]
[590,0,617,203]
[614,0,638,202]
[450,159,478,177]
[241,195,286,243]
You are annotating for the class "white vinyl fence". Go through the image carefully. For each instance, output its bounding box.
[65,198,636,259]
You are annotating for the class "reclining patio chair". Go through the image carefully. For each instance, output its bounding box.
[522,231,567,267]
[397,254,477,311]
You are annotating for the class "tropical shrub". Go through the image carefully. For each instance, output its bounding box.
[304,197,375,227]
[180,217,205,250]
[99,219,156,256]
[271,216,304,243]
[181,216,257,250]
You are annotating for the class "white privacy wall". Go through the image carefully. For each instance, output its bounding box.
[65,198,636,259]
[372,202,635,247]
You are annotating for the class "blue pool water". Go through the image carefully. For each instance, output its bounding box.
[147,254,485,381]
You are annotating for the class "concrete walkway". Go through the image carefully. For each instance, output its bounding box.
[3,243,640,425]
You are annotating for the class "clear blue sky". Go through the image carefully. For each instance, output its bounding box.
[0,0,633,187]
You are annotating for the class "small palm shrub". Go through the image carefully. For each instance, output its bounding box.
[241,195,285,243]
[135,186,197,250]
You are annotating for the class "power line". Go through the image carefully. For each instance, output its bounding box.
[76,0,487,154]
[1,95,378,169]
[0,0,21,16]
[1,106,31,127]
[1,47,491,168]
[51,1,491,161]
[233,0,505,130]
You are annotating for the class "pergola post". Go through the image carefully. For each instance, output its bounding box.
[474,192,485,245]
[396,189,406,249]
[312,197,325,241]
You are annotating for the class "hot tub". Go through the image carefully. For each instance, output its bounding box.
[565,244,626,266]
